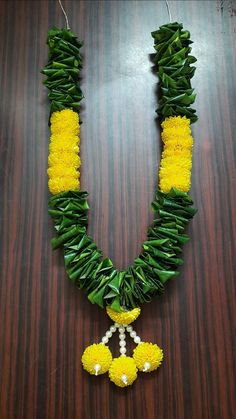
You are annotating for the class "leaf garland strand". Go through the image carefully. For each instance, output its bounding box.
[43,25,198,312]
[41,28,84,115]
[49,188,197,311]
[151,22,198,123]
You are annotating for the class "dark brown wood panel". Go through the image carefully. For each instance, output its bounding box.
[0,1,235,418]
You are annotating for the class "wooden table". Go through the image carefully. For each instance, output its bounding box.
[0,1,235,418]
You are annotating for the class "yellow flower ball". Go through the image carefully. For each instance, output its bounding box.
[109,356,138,387]
[133,342,164,372]
[81,343,112,375]
[106,307,141,325]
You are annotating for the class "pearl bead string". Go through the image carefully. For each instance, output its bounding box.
[100,324,117,345]
[98,322,146,378]
[100,323,142,354]
[126,325,142,345]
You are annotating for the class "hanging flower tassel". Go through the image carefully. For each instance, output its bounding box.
[109,356,138,387]
[108,322,138,387]
[81,307,164,387]
[133,342,163,372]
[81,343,112,375]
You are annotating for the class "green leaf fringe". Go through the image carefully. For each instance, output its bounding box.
[41,27,83,116]
[48,188,197,311]
[151,22,198,123]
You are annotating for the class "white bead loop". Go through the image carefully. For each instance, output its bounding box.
[110,325,117,333]
[126,326,133,332]
[101,336,109,344]
[100,322,118,344]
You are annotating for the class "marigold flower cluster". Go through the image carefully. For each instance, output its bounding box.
[159,116,194,193]
[48,109,80,195]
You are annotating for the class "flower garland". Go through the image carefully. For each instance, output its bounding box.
[42,22,197,387]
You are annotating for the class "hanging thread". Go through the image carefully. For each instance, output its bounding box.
[165,0,172,23]
[58,0,70,30]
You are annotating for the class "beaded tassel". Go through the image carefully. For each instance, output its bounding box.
[81,308,164,387]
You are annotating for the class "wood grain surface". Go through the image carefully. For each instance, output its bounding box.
[0,1,236,418]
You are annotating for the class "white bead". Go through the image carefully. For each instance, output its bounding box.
[94,364,101,376]
[101,336,108,344]
[126,326,133,332]
[134,336,141,344]
[114,322,120,328]
[143,362,151,372]
[119,340,126,347]
[106,330,112,338]
[121,374,128,385]
[110,325,116,333]
[119,333,125,340]
[120,347,127,354]
[130,331,136,338]
[119,327,125,333]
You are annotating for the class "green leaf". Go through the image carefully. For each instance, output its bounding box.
[109,296,122,312]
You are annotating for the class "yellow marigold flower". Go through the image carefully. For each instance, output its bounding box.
[82,343,112,375]
[50,134,80,146]
[133,342,163,372]
[162,133,193,148]
[159,163,192,192]
[159,173,191,193]
[49,143,79,154]
[50,132,79,146]
[109,356,138,387]
[50,109,79,135]
[47,166,79,179]
[48,152,81,168]
[159,116,193,193]
[48,110,81,195]
[161,115,190,130]
[160,156,192,171]
[106,307,141,325]
[162,147,192,158]
[48,178,80,195]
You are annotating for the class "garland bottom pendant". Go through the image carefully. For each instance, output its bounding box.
[81,307,164,387]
